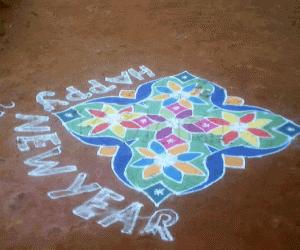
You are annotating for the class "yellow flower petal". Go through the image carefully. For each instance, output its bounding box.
[179,99,192,109]
[168,144,188,155]
[152,94,170,101]
[168,81,181,92]
[247,119,271,128]
[111,124,125,137]
[223,112,238,124]
[138,148,156,158]
[210,126,231,135]
[103,105,117,115]
[189,89,201,96]
[143,165,161,179]
[174,162,203,175]
[240,131,259,147]
[122,113,142,121]
[80,118,105,127]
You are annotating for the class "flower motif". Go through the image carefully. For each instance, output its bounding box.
[132,141,203,183]
[79,105,142,137]
[152,81,205,108]
[209,112,272,147]
[155,108,193,141]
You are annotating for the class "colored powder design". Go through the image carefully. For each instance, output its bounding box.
[54,72,300,206]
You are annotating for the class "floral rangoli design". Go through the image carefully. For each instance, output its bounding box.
[55,72,300,206]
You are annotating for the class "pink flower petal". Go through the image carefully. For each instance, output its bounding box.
[247,128,272,138]
[240,113,255,124]
[89,110,106,118]
[120,121,140,129]
[208,118,230,126]
[118,107,133,114]
[223,131,239,145]
[91,123,110,134]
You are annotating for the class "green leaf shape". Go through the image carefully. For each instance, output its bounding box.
[160,108,174,119]
[174,127,191,141]
[147,122,167,131]
[184,116,204,124]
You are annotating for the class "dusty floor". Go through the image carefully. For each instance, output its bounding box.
[1,0,300,249]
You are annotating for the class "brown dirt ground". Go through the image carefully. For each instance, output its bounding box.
[1,0,300,249]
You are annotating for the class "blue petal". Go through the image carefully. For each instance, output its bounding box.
[183,84,196,92]
[163,97,177,107]
[156,87,173,94]
[150,141,165,154]
[133,158,155,167]
[177,153,201,162]
[163,166,183,182]
[188,97,204,104]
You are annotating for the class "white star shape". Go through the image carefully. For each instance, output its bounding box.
[154,188,164,196]
[167,139,175,144]
[287,127,296,132]
[182,75,188,79]
[202,123,210,128]
[65,113,73,118]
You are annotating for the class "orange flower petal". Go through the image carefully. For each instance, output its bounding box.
[137,148,156,158]
[168,82,181,92]
[174,162,203,175]
[143,165,161,179]
[152,94,170,101]
[168,144,188,155]
[179,99,192,109]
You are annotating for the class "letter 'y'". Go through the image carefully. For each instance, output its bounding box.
[47,173,101,199]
